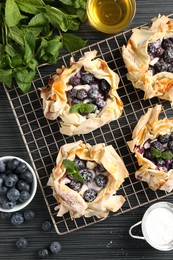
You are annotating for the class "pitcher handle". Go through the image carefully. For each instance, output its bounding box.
[129,221,145,240]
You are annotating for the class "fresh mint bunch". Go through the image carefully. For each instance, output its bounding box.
[0,0,87,93]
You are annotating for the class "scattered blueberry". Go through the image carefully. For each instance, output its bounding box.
[7,188,20,202]
[16,237,28,248]
[38,248,49,258]
[49,241,61,254]
[41,220,52,231]
[76,89,88,100]
[19,171,33,184]
[0,161,6,173]
[23,209,35,221]
[0,211,12,220]
[79,168,93,182]
[94,174,108,188]
[19,191,30,203]
[7,159,19,171]
[2,199,16,210]
[11,213,24,225]
[83,188,97,202]
[68,179,82,191]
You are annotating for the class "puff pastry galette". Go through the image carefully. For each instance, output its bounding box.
[122,15,173,104]
[40,50,123,136]
[128,105,173,192]
[47,141,129,219]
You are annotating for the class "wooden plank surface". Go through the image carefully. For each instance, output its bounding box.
[1,1,173,259]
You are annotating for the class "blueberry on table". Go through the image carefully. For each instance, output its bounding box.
[79,168,93,182]
[81,73,94,84]
[38,248,49,258]
[7,187,20,202]
[74,158,86,169]
[19,191,30,203]
[23,209,35,221]
[7,159,19,171]
[94,174,108,188]
[41,220,52,231]
[0,212,12,220]
[16,237,28,248]
[0,161,6,173]
[88,88,99,99]
[68,179,82,191]
[15,162,27,174]
[76,89,88,100]
[158,134,170,144]
[19,170,33,184]
[83,188,97,202]
[49,241,61,254]
[3,199,16,210]
[11,213,24,225]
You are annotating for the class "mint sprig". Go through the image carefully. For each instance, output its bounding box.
[150,147,173,160]
[63,159,86,183]
[70,103,94,114]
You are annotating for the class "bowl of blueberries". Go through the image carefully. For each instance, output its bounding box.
[0,156,37,212]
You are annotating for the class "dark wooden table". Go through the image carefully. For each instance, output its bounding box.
[1,1,173,259]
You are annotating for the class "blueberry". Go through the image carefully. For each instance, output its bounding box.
[155,47,165,57]
[16,237,28,248]
[69,76,80,86]
[68,179,82,191]
[0,195,5,205]
[156,158,165,167]
[23,209,35,221]
[67,88,77,99]
[19,191,30,203]
[2,199,16,210]
[94,174,108,188]
[88,88,99,99]
[162,37,173,49]
[0,161,6,173]
[151,141,164,151]
[38,249,49,258]
[11,213,24,225]
[0,177,3,186]
[71,98,81,105]
[99,79,110,94]
[76,89,88,100]
[95,97,105,108]
[167,63,173,73]
[19,171,33,184]
[163,48,173,62]
[74,157,86,169]
[158,134,170,143]
[4,174,17,187]
[0,173,6,180]
[154,59,168,72]
[0,186,8,195]
[7,188,20,202]
[15,162,27,174]
[168,141,173,150]
[144,149,154,160]
[41,220,52,231]
[0,212,12,220]
[79,168,93,182]
[49,241,61,254]
[17,180,30,192]
[81,73,94,84]
[83,189,97,202]
[148,43,156,55]
[97,164,106,172]
[7,159,19,171]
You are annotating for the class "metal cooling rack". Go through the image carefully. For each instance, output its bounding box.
[4,17,173,235]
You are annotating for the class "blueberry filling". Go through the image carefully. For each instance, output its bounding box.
[147,37,173,75]
[65,157,108,202]
[137,132,173,171]
[66,67,111,116]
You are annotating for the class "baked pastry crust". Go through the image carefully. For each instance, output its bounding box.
[40,50,123,136]
[128,105,173,192]
[122,15,173,104]
[47,141,129,219]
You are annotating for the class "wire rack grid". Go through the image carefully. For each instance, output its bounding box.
[4,20,173,235]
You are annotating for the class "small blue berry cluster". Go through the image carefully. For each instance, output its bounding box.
[0,158,34,209]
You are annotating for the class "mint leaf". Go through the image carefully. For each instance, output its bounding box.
[161,151,173,160]
[11,54,23,67]
[15,0,45,15]
[63,159,86,183]
[5,0,26,27]
[9,26,24,46]
[63,33,87,52]
[24,32,35,64]
[70,103,94,114]
[0,69,13,87]
[150,147,162,158]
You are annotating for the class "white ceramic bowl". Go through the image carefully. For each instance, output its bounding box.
[0,156,37,212]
